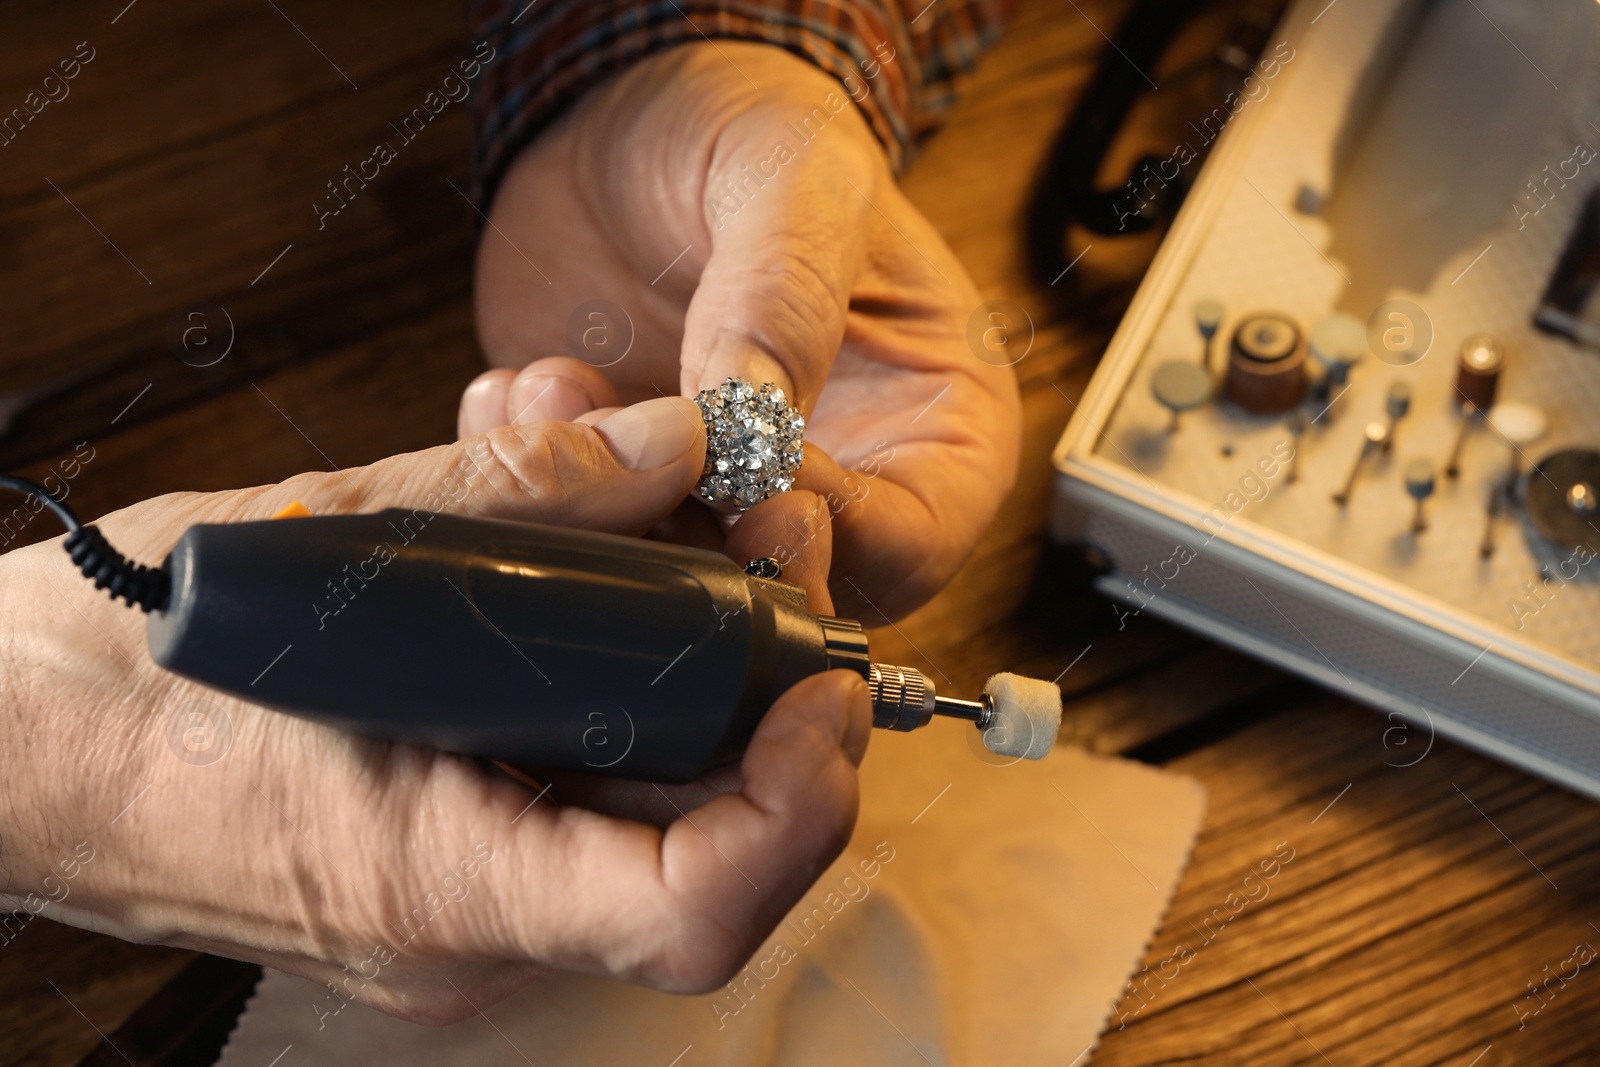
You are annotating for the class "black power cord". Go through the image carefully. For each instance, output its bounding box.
[1025,0,1287,289]
[1025,0,1196,267]
[0,476,170,613]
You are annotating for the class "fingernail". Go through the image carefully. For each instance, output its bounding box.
[596,397,705,470]
[836,672,873,767]
[510,375,592,425]
[699,330,796,402]
[458,370,513,439]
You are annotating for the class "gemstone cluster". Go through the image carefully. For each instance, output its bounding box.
[693,377,806,510]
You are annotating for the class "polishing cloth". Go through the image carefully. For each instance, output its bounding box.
[216,720,1205,1067]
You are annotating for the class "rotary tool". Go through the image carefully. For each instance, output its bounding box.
[3,478,1062,782]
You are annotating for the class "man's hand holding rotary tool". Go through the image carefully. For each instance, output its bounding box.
[0,1,1024,1023]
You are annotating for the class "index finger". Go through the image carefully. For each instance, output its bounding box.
[677,105,880,415]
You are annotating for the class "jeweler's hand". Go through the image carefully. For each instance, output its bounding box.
[465,42,1021,622]
[0,399,869,1023]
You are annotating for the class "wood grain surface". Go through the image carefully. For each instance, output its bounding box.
[2,0,1596,1065]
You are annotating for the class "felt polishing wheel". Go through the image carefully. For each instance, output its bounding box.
[981,673,1063,760]
[1526,449,1600,555]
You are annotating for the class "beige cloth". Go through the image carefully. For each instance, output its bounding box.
[218,720,1205,1067]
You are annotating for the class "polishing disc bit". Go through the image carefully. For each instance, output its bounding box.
[1526,449,1600,555]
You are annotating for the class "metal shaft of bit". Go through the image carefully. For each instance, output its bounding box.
[1404,459,1435,536]
[1333,450,1368,506]
[1195,300,1224,371]
[869,664,995,731]
[1285,415,1306,485]
[1332,422,1387,506]
[933,695,993,726]
[1506,450,1526,503]
[1479,482,1502,558]
[1445,403,1477,479]
[1380,381,1411,454]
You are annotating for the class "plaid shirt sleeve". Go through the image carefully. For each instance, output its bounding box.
[466,0,1015,207]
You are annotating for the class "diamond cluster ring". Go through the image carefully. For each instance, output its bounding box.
[693,378,805,511]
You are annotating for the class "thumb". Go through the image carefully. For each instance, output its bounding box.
[678,124,879,413]
[477,668,872,992]
[270,397,706,536]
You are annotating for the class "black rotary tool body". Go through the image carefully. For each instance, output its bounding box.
[3,468,1032,782]
[148,509,875,782]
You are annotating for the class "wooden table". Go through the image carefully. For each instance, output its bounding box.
[3,1,1598,1064]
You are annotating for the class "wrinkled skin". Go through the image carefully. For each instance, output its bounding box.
[0,399,869,1023]
[0,40,1020,1026]
[465,42,1021,621]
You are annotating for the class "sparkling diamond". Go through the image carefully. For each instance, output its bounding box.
[694,376,806,511]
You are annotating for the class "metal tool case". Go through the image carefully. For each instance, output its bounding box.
[1053,0,1600,796]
